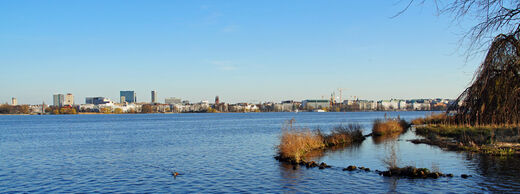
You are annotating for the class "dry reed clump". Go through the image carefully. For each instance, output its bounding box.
[277,128,324,163]
[372,118,409,136]
[276,120,365,163]
[322,124,365,147]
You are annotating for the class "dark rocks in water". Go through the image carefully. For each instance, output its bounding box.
[319,166,325,169]
[364,168,371,172]
[382,171,392,177]
[292,165,298,170]
[344,165,357,171]
[319,162,331,169]
[380,166,446,179]
[461,174,471,178]
[305,161,318,168]
[446,174,454,177]
[300,161,321,168]
[428,172,440,179]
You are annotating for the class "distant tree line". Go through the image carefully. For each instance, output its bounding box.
[0,104,30,114]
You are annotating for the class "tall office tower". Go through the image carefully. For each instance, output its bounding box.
[53,94,64,107]
[215,96,220,105]
[120,91,137,103]
[11,97,17,105]
[64,93,74,106]
[151,90,157,103]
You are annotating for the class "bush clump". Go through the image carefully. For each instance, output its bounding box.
[372,118,409,136]
[276,120,365,163]
[322,124,365,147]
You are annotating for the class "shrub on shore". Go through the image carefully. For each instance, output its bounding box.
[276,120,365,163]
[372,118,409,136]
[277,128,324,163]
[322,124,365,147]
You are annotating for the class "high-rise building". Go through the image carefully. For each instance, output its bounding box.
[64,93,74,106]
[86,97,111,105]
[53,94,64,107]
[11,97,17,105]
[215,96,220,105]
[151,90,157,103]
[120,96,126,104]
[120,91,137,103]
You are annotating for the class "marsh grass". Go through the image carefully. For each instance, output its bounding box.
[372,118,409,136]
[415,125,520,155]
[276,120,365,163]
[322,124,365,147]
[383,141,399,169]
[416,125,520,144]
[411,113,452,125]
[277,127,324,163]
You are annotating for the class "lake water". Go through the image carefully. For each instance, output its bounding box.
[1,112,519,193]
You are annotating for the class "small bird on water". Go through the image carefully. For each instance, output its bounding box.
[171,171,181,179]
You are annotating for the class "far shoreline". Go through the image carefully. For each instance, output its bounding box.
[0,110,439,116]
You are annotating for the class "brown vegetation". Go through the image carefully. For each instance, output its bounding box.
[46,106,77,115]
[402,1,520,127]
[0,104,30,114]
[414,125,520,155]
[320,124,365,147]
[372,118,409,136]
[275,119,365,163]
[449,28,520,126]
[141,104,154,113]
[411,113,452,125]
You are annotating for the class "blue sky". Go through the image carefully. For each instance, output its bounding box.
[0,0,483,104]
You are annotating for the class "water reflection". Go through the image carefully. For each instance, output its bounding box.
[303,143,363,162]
[278,162,305,191]
[466,153,520,192]
[372,133,401,145]
[383,176,399,193]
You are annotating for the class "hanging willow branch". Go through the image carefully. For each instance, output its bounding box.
[449,27,520,125]
[397,0,520,51]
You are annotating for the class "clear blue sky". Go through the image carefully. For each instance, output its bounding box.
[0,0,483,104]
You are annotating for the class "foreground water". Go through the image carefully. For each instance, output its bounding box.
[1,112,519,193]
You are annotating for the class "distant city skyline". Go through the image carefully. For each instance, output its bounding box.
[1,1,484,104]
[4,89,456,106]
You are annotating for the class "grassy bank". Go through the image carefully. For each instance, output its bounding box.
[372,118,409,136]
[275,121,365,163]
[414,125,520,155]
[412,114,520,155]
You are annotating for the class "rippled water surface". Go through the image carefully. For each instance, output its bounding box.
[1,112,520,193]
